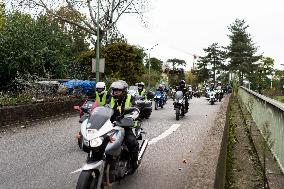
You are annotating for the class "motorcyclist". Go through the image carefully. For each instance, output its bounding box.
[95,82,109,106]
[216,81,222,90]
[188,84,193,99]
[209,82,215,91]
[157,84,164,92]
[106,80,139,174]
[216,81,223,100]
[136,82,147,99]
[177,80,189,112]
[205,84,210,97]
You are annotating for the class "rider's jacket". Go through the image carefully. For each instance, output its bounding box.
[96,92,108,106]
[107,94,137,129]
[137,89,146,96]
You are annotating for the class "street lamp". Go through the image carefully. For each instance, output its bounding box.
[147,43,159,89]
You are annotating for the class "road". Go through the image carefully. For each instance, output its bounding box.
[0,97,224,189]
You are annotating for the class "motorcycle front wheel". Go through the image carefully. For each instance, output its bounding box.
[76,170,100,189]
[155,101,158,110]
[175,108,180,120]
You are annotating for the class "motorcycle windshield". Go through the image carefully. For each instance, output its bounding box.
[175,91,183,100]
[155,91,162,96]
[87,107,113,129]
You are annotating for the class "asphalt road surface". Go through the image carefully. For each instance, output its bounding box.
[0,97,224,189]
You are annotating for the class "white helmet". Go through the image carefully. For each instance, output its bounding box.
[96,82,106,95]
[110,80,128,97]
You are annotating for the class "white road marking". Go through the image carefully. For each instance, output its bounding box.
[71,168,83,174]
[148,124,181,145]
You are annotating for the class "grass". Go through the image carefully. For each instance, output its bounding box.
[225,96,237,188]
[273,96,284,103]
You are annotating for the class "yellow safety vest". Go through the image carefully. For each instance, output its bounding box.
[96,92,107,106]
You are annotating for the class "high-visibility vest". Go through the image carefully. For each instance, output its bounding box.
[96,92,107,106]
[110,94,132,109]
[138,89,146,96]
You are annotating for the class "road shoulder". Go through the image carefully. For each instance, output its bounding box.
[186,95,230,188]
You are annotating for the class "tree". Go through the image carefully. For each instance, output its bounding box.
[74,43,147,84]
[167,58,186,71]
[0,2,5,29]
[194,56,210,83]
[12,0,148,44]
[165,58,186,85]
[185,71,197,85]
[0,11,82,89]
[226,19,262,85]
[145,57,163,73]
[202,43,225,83]
[102,43,146,85]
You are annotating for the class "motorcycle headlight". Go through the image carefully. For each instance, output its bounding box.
[90,137,103,147]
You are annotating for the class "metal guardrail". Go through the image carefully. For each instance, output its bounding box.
[239,87,284,173]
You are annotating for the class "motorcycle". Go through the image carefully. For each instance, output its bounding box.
[75,106,148,189]
[193,90,200,98]
[207,90,216,105]
[171,88,176,100]
[154,91,164,110]
[134,95,152,119]
[74,99,97,151]
[174,91,186,120]
[215,89,223,102]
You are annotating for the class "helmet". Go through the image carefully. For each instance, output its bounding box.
[117,80,128,89]
[110,80,128,98]
[96,82,106,95]
[137,82,145,90]
[179,80,185,85]
[179,80,185,87]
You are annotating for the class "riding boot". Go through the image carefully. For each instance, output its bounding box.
[128,152,139,175]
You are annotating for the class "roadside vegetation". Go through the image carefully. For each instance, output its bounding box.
[225,94,264,188]
[1,1,283,106]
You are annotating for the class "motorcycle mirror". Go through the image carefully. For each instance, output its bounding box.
[73,106,80,111]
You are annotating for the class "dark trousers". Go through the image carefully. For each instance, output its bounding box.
[124,129,139,161]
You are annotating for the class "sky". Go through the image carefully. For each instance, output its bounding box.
[117,0,284,71]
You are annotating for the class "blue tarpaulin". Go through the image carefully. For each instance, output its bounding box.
[62,80,96,95]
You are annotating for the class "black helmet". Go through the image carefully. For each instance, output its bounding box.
[179,80,185,85]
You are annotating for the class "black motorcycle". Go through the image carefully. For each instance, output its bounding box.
[173,91,186,120]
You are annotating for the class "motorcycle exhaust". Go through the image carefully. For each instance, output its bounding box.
[138,139,149,162]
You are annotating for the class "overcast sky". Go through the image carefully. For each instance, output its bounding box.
[117,0,284,70]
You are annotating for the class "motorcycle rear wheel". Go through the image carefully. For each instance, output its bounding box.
[76,170,100,189]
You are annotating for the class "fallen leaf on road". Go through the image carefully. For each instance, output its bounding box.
[182,159,188,164]
[21,125,26,129]
[178,168,182,170]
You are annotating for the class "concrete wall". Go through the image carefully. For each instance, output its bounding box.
[239,87,284,173]
[0,98,84,127]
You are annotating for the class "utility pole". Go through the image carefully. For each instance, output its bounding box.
[95,0,100,82]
